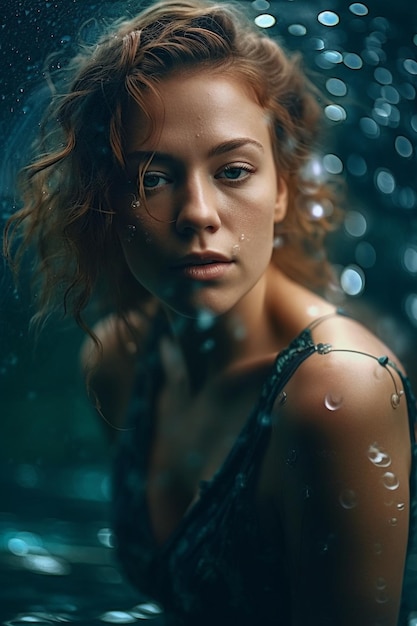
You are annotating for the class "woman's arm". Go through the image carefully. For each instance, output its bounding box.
[277,349,411,626]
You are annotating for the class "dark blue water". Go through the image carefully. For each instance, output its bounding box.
[0,464,164,625]
[1,0,417,623]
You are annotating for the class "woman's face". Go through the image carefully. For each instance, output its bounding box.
[114,70,287,319]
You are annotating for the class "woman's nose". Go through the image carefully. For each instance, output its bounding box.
[175,173,221,235]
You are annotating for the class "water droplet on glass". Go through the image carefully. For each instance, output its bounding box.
[254,13,276,28]
[347,154,367,177]
[355,241,376,268]
[288,24,307,36]
[349,3,369,16]
[374,67,393,85]
[252,0,270,10]
[403,59,417,76]
[395,136,413,158]
[405,293,417,325]
[326,78,348,97]
[339,489,358,509]
[318,11,340,27]
[325,105,347,122]
[367,443,392,467]
[360,117,380,138]
[402,246,417,274]
[323,153,343,174]
[382,472,400,490]
[340,265,365,296]
[324,392,343,411]
[375,169,396,195]
[343,53,363,70]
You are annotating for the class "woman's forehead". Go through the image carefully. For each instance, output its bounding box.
[122,69,269,153]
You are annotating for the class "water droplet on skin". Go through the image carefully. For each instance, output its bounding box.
[391,391,404,409]
[375,577,387,590]
[324,392,343,411]
[278,391,287,406]
[382,471,400,490]
[397,502,406,511]
[231,243,240,257]
[388,517,398,526]
[373,542,383,555]
[125,224,136,243]
[368,443,391,467]
[286,448,297,466]
[339,489,358,509]
[375,590,389,604]
[367,443,392,467]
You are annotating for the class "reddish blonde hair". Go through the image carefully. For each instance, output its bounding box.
[4,0,340,330]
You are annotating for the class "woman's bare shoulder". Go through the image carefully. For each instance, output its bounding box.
[281,312,411,451]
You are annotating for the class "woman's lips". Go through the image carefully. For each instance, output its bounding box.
[174,260,234,281]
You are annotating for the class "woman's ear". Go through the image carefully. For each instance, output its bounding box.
[274,177,288,223]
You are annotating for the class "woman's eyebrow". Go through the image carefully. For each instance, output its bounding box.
[207,138,264,157]
[126,138,264,163]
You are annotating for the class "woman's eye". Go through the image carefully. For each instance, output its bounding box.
[143,172,171,190]
[217,164,253,181]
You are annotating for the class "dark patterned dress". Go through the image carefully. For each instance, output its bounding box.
[112,312,417,625]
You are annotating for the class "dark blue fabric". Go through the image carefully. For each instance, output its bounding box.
[112,317,417,626]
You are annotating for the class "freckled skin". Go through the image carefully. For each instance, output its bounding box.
[114,71,287,320]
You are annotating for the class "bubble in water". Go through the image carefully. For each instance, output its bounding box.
[382,472,400,490]
[324,392,343,411]
[339,489,358,509]
[367,443,391,467]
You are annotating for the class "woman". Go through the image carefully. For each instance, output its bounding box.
[4,1,417,624]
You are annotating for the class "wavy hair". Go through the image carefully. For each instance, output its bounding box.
[3,0,341,331]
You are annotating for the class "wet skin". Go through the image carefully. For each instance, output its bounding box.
[114,70,288,321]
